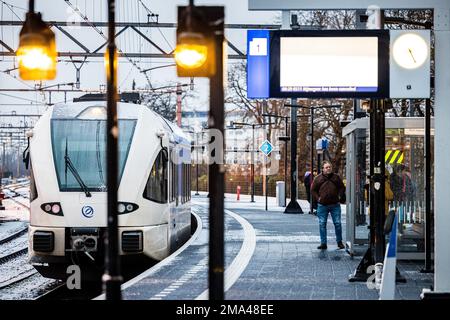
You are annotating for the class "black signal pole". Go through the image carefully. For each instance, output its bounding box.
[284,99,302,214]
[283,118,288,207]
[310,106,314,214]
[349,99,387,282]
[421,99,433,273]
[251,124,255,202]
[372,100,386,264]
[103,0,122,300]
[176,2,225,300]
[208,6,225,301]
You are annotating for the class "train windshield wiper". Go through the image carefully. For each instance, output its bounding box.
[64,140,92,197]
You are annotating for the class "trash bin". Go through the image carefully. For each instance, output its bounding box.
[276,181,285,207]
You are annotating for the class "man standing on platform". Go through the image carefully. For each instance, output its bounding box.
[311,161,346,250]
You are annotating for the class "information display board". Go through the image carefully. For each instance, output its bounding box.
[269,30,390,98]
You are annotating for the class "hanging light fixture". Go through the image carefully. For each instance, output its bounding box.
[175,1,215,77]
[17,0,57,80]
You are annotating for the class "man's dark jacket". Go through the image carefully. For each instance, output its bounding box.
[311,173,345,205]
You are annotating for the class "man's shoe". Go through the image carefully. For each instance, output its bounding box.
[337,241,345,250]
[317,244,327,250]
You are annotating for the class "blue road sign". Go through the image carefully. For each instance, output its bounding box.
[260,140,273,156]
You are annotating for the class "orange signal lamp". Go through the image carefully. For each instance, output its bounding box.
[175,5,215,77]
[17,11,57,80]
[175,32,208,69]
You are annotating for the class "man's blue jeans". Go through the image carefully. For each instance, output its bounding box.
[317,203,343,245]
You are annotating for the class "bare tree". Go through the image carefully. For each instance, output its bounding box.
[141,83,196,122]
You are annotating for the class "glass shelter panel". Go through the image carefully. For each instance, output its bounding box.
[344,118,434,259]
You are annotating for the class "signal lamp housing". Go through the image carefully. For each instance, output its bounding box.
[17,12,57,80]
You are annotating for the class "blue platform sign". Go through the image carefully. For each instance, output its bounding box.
[259,140,273,156]
[316,138,329,150]
[247,30,270,99]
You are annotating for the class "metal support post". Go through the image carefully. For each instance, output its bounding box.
[310,107,314,215]
[103,0,122,300]
[349,100,385,282]
[284,99,303,214]
[251,124,255,202]
[264,101,269,211]
[372,100,386,264]
[208,6,225,300]
[284,117,288,207]
[421,99,433,273]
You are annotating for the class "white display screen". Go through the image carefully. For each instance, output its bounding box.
[279,37,379,93]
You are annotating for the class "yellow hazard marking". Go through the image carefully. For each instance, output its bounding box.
[385,150,392,162]
[385,149,405,164]
[397,152,404,164]
[389,150,400,164]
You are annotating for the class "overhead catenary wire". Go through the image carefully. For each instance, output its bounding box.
[1,1,185,97]
[0,92,50,104]
[0,0,24,21]
[119,64,134,89]
[64,0,153,88]
[138,0,173,51]
[1,70,35,89]
[136,0,176,88]
[0,0,27,12]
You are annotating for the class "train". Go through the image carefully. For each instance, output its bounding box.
[25,100,192,280]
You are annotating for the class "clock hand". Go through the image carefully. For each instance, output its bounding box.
[408,48,417,64]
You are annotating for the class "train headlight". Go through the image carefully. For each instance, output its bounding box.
[117,202,139,214]
[51,204,61,214]
[118,203,126,214]
[41,202,64,216]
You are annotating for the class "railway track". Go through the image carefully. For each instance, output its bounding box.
[0,247,28,265]
[2,182,30,200]
[0,225,29,245]
[0,183,52,298]
[5,196,30,209]
[0,269,38,290]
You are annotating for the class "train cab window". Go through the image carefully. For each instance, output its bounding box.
[143,150,168,204]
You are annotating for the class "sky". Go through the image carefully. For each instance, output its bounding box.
[0,0,278,120]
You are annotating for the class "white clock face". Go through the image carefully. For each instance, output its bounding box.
[392,33,429,69]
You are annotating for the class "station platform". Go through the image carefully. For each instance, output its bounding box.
[99,193,433,300]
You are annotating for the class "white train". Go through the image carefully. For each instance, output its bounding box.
[26,100,192,280]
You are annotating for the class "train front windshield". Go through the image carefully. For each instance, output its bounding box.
[51,119,136,191]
